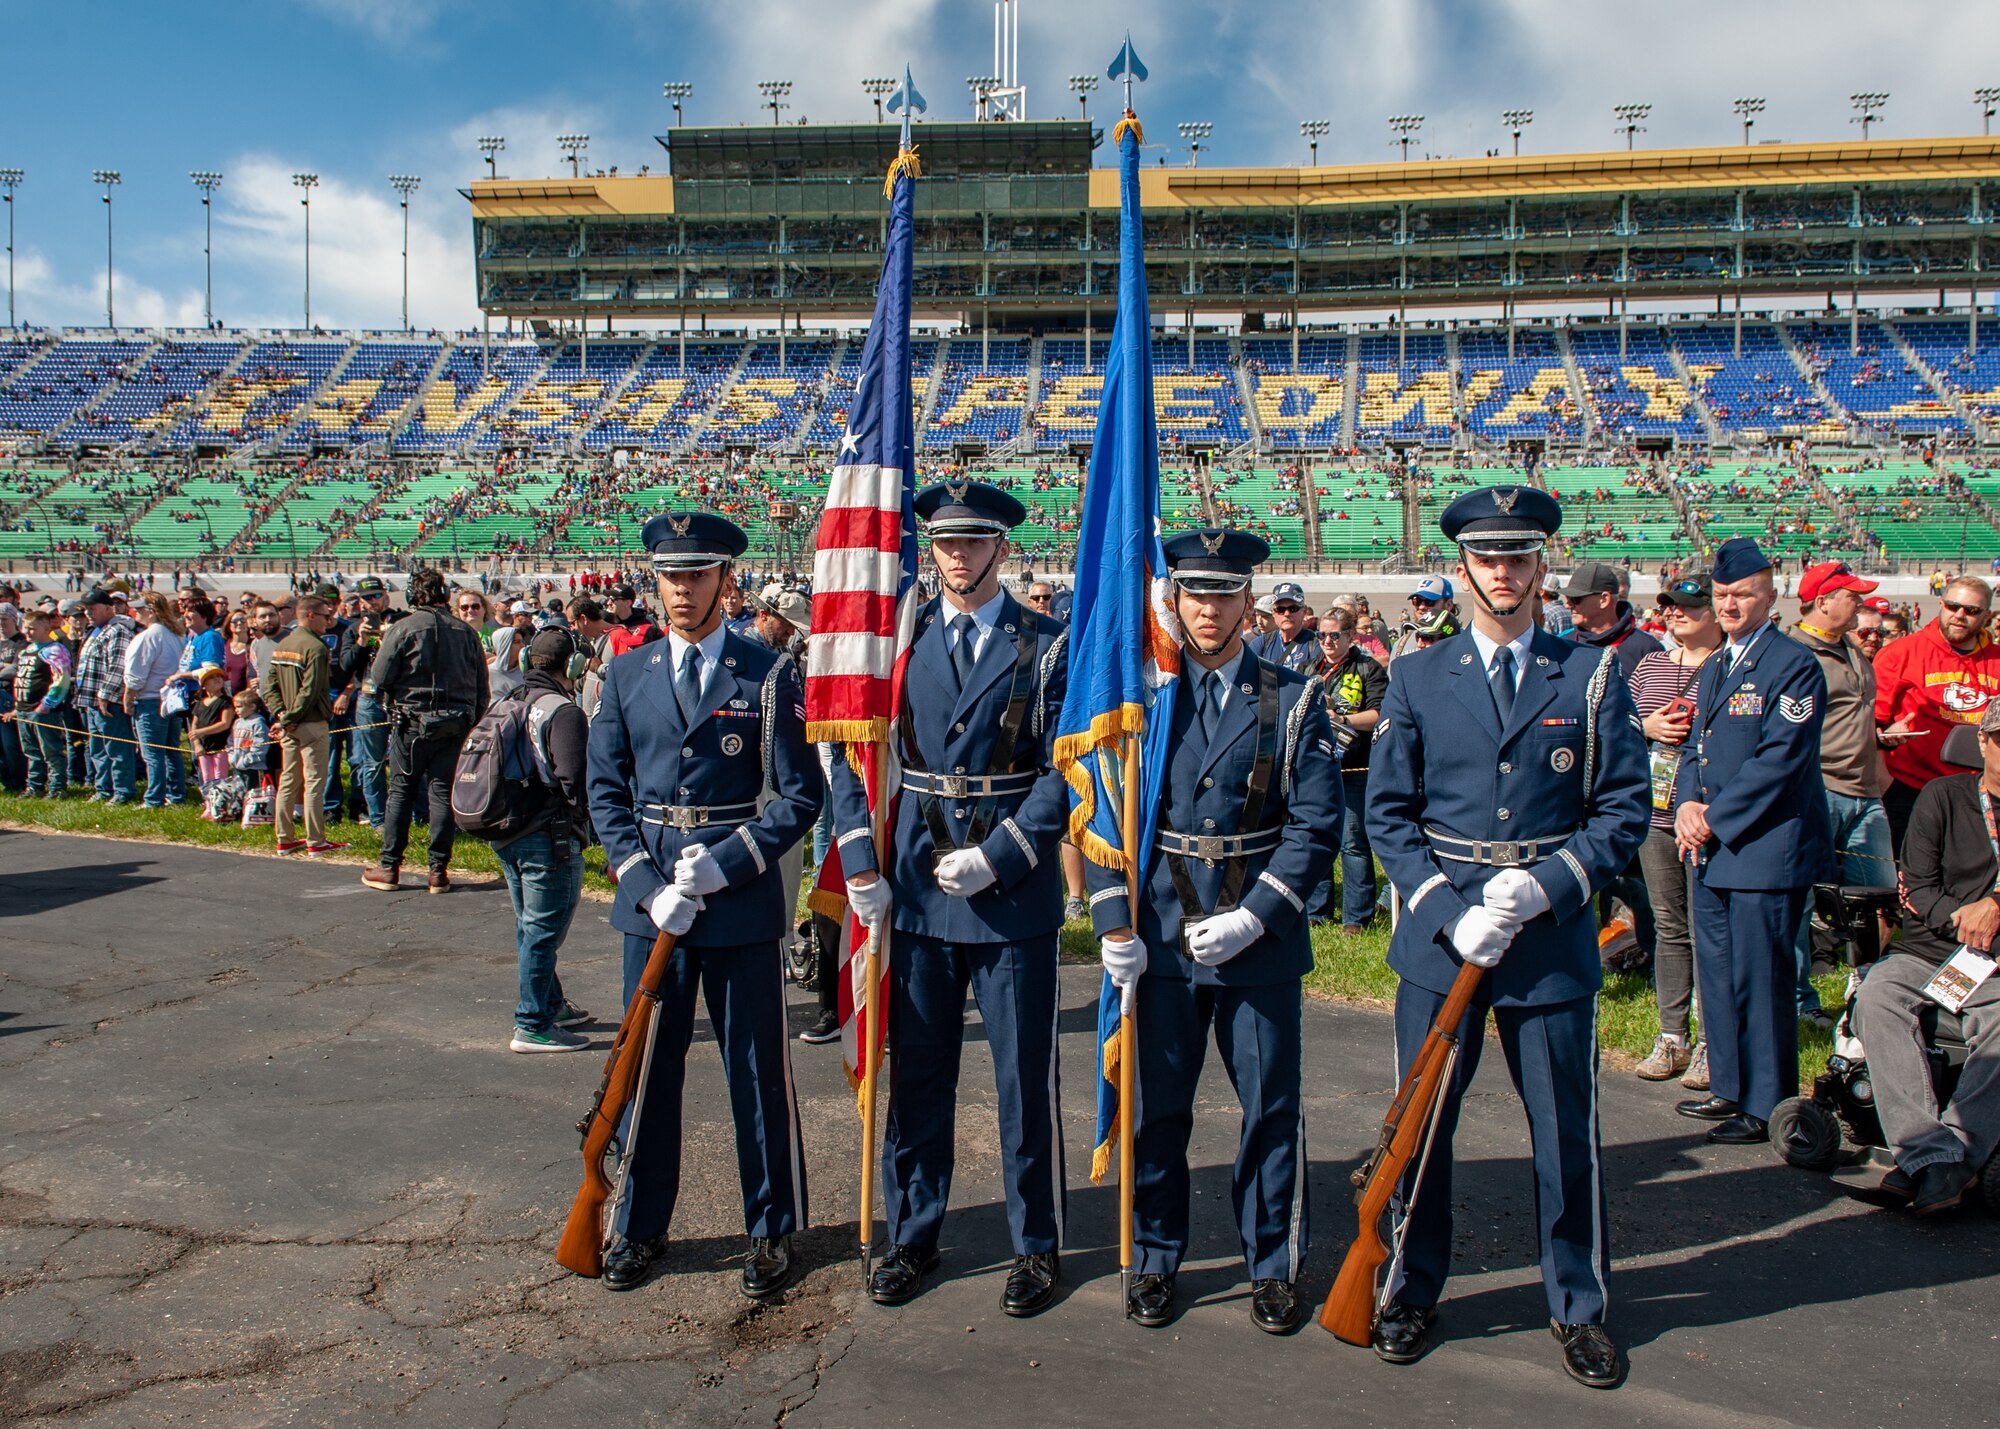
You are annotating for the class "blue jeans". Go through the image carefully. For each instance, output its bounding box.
[497,831,584,1033]
[18,711,69,795]
[1306,768,1377,925]
[132,698,188,806]
[351,693,387,829]
[86,705,139,802]
[0,711,24,790]
[322,706,352,817]
[1793,790,1893,1014]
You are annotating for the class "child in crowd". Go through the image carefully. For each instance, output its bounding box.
[211,687,272,824]
[188,666,235,813]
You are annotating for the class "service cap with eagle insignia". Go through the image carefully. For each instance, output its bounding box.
[914,480,1027,538]
[1438,484,1563,557]
[1161,527,1271,594]
[640,511,748,570]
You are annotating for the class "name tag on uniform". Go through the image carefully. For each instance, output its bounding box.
[1727,692,1763,717]
[1924,945,1997,1013]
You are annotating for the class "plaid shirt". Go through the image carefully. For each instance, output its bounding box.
[73,616,135,706]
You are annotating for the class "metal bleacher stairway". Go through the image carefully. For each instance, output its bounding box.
[1774,323,1858,444]
[1883,323,1993,443]
[1554,328,1597,445]
[1664,332,1726,445]
[266,340,362,452]
[384,344,455,449]
[677,342,756,456]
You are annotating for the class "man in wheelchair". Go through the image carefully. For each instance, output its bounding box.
[1852,709,2000,1215]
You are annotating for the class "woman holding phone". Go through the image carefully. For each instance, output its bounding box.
[1628,570,1725,1086]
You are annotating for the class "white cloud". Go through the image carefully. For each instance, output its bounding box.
[11,248,207,331]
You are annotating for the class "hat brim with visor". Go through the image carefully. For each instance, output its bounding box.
[642,512,748,572]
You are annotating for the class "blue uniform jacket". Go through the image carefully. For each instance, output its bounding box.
[1086,648,1340,986]
[1368,627,1651,1007]
[828,592,1070,944]
[587,629,822,945]
[1673,622,1833,891]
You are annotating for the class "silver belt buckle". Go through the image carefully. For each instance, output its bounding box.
[935,774,970,799]
[1490,840,1521,867]
[668,805,702,831]
[1195,835,1226,861]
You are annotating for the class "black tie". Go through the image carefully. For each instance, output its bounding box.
[1489,646,1516,725]
[675,646,704,723]
[950,613,977,689]
[1197,671,1221,741]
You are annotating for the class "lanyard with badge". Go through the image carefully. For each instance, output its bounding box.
[1925,791,2000,1012]
[1647,654,1708,812]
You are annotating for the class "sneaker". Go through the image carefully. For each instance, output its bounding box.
[510,1026,590,1054]
[799,1010,841,1044]
[305,840,352,856]
[275,839,308,855]
[555,1002,592,1027]
[1636,1033,1691,1081]
[1800,1007,1836,1031]
[1064,895,1086,921]
[1681,1040,1710,1091]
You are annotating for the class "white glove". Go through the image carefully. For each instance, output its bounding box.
[1185,907,1265,967]
[846,875,893,932]
[672,843,730,896]
[933,847,998,897]
[1446,905,1516,968]
[1482,868,1550,927]
[1101,934,1147,989]
[646,886,704,935]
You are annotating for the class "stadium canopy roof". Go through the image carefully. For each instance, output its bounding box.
[661,121,1098,180]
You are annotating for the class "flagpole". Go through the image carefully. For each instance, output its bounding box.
[858,741,889,1282]
[1119,732,1141,1309]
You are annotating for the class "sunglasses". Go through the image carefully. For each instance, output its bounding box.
[1854,628,1885,640]
[1272,603,1303,613]
[1319,630,1349,641]
[1943,599,1991,617]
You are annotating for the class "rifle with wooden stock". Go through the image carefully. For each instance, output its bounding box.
[556,928,677,1277]
[1319,960,1485,1344]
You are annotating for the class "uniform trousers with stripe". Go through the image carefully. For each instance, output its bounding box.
[1133,975,1306,1282]
[1689,882,1806,1122]
[882,932,1065,1257]
[611,935,806,1244]
[1386,986,1608,1326]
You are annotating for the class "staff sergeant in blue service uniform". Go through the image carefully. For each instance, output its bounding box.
[1365,485,1650,1389]
[828,479,1073,1318]
[584,511,823,1302]
[1088,529,1340,1335]
[1672,536,1831,1146]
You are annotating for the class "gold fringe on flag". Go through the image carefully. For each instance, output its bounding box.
[1110,110,1143,148]
[1091,1028,1124,1183]
[883,145,923,197]
[1051,702,1146,873]
[805,717,890,747]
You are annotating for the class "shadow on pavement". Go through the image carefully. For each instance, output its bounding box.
[0,860,165,917]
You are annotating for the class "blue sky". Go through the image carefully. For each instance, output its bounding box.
[4,0,1997,332]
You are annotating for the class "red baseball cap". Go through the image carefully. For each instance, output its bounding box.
[1861,595,1894,614]
[1799,561,1879,603]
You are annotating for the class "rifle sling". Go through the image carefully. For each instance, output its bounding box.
[900,607,1040,861]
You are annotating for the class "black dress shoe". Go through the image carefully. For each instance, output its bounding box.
[1371,1300,1438,1364]
[868,1243,941,1306]
[602,1235,665,1291]
[1706,1114,1769,1145]
[1879,1166,1916,1200]
[1675,1095,1742,1122]
[1250,1279,1301,1335]
[742,1235,795,1302]
[1913,1160,1977,1215]
[1002,1252,1060,1317]
[1127,1272,1175,1327]
[1551,1321,1622,1388]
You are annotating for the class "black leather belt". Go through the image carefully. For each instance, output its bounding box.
[903,769,1039,799]
[641,801,758,830]
[1425,826,1568,867]
[1156,827,1282,862]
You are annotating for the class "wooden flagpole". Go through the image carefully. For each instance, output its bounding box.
[857,739,890,1281]
[1118,732,1141,1308]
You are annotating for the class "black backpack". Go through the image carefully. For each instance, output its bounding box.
[450,691,567,842]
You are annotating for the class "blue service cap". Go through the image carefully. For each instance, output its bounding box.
[1162,528,1271,593]
[914,479,1026,537]
[1711,536,1773,585]
[640,511,748,570]
[1439,484,1562,555]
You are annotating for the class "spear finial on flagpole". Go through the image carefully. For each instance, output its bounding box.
[885,65,927,194]
[1107,33,1147,146]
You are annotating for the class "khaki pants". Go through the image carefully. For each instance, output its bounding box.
[276,721,330,846]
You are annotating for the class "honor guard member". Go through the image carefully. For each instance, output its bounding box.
[585,512,823,1302]
[1089,530,1340,1334]
[1366,485,1649,1388]
[1249,579,1319,674]
[830,479,1072,1317]
[1672,537,1831,1145]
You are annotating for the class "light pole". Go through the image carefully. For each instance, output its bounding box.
[1850,92,1888,140]
[389,174,420,332]
[292,172,318,329]
[1501,108,1533,156]
[1178,120,1213,167]
[1732,97,1765,145]
[1069,74,1099,119]
[1979,88,2000,137]
[1388,114,1424,162]
[557,134,589,177]
[757,81,792,126]
[93,170,120,328]
[662,81,694,127]
[966,75,998,120]
[0,169,20,330]
[478,135,505,178]
[189,171,222,329]
[862,77,894,122]
[1613,103,1651,150]
[1300,119,1329,166]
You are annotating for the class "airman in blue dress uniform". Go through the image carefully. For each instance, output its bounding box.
[585,512,823,1301]
[828,480,1073,1317]
[1366,484,1650,1388]
[1088,529,1341,1334]
[1672,536,1832,1144]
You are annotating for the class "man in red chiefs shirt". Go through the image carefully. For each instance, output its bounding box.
[1873,575,2000,850]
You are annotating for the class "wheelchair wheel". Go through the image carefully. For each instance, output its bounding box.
[1772,1097,1842,1171]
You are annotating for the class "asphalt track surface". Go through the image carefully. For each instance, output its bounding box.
[1,828,1994,1427]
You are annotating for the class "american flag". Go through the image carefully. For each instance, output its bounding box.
[805,154,920,1097]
